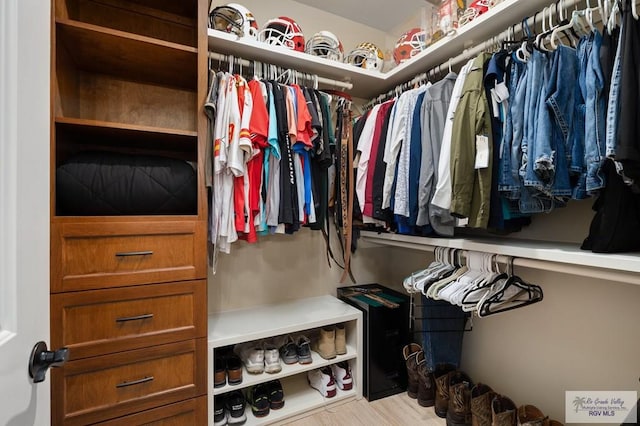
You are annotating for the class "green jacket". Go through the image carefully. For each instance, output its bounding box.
[450,52,493,229]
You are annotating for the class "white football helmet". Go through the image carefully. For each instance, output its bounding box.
[345,42,385,70]
[209,3,258,38]
[305,31,344,61]
[259,17,305,52]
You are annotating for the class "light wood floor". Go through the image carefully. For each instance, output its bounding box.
[278,393,447,426]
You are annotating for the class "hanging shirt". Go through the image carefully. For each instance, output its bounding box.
[355,104,382,214]
[364,100,395,218]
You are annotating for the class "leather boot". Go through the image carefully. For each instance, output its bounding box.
[518,405,549,426]
[313,327,336,360]
[471,384,496,426]
[402,343,422,399]
[415,351,435,407]
[446,371,473,426]
[335,323,346,355]
[434,363,457,418]
[491,395,517,426]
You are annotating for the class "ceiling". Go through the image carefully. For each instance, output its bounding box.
[292,0,439,33]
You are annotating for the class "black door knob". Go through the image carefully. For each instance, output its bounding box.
[28,341,69,383]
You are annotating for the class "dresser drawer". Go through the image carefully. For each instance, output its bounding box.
[51,280,206,360]
[51,220,206,292]
[94,396,207,425]
[52,339,207,426]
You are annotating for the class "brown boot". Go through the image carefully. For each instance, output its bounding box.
[471,384,496,426]
[491,395,517,426]
[402,343,422,399]
[335,323,346,355]
[313,327,336,360]
[416,351,435,407]
[434,363,457,418]
[518,405,549,426]
[446,371,473,426]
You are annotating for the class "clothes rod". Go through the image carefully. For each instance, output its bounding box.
[208,52,353,91]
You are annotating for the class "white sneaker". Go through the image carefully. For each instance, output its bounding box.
[307,367,336,398]
[235,343,264,374]
[263,343,282,374]
[330,361,353,391]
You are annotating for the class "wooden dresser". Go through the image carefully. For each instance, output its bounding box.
[50,0,208,424]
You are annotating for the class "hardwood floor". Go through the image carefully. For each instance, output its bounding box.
[279,393,446,426]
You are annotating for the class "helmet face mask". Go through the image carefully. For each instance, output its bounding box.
[305,31,343,61]
[259,17,305,52]
[346,43,384,70]
[210,3,258,38]
[393,28,427,64]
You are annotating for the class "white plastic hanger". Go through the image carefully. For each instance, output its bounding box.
[633,0,639,20]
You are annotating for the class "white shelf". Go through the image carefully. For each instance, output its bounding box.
[360,231,640,281]
[208,0,566,99]
[239,373,358,426]
[213,346,357,396]
[208,295,361,348]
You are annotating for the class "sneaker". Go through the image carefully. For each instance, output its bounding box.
[236,343,264,374]
[279,336,298,365]
[330,361,353,391]
[214,395,227,426]
[247,384,270,418]
[266,379,285,409]
[263,343,282,374]
[224,390,247,425]
[296,335,313,364]
[307,367,336,398]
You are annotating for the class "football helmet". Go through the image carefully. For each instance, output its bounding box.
[345,42,384,70]
[393,28,427,64]
[259,17,305,52]
[209,3,258,38]
[305,31,344,61]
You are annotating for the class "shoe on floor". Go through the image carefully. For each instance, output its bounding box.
[433,363,457,418]
[224,390,247,425]
[267,379,285,409]
[415,351,435,407]
[263,343,282,374]
[492,395,517,426]
[296,335,313,364]
[308,367,337,398]
[214,395,227,426]
[402,343,422,399]
[470,383,496,426]
[446,370,473,426]
[247,384,270,418]
[518,405,549,426]
[330,361,353,391]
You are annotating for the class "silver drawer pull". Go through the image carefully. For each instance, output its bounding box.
[115,250,154,257]
[116,376,154,388]
[115,314,154,323]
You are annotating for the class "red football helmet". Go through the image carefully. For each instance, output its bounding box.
[393,28,427,64]
[259,16,305,52]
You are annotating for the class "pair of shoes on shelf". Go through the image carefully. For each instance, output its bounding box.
[214,390,246,426]
[280,335,313,365]
[402,343,435,407]
[312,323,347,360]
[214,349,244,388]
[307,362,353,398]
[234,341,282,374]
[246,380,285,418]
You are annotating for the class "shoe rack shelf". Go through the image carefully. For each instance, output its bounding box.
[213,345,357,396]
[207,295,364,426]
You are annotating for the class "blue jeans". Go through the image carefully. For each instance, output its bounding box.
[606,21,625,158]
[585,30,607,194]
[499,54,526,198]
[571,35,592,199]
[420,295,466,371]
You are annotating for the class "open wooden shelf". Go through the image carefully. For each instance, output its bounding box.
[55,117,197,140]
[57,19,197,90]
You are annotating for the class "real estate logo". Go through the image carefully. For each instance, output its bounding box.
[565,391,637,423]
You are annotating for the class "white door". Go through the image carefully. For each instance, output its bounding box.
[0,0,52,425]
